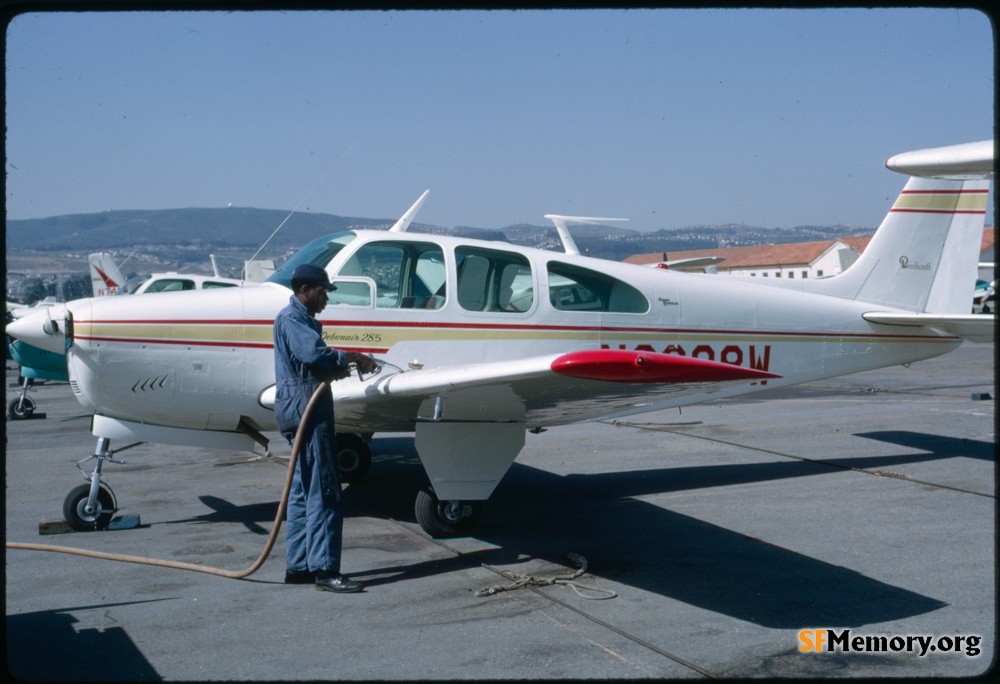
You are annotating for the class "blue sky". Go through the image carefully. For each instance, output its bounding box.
[4,8,994,231]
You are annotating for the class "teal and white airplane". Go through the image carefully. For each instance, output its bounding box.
[7,140,993,535]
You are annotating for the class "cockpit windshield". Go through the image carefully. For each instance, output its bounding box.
[117,274,152,295]
[266,232,357,289]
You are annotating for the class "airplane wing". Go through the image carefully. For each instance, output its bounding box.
[322,349,781,431]
[862,312,995,344]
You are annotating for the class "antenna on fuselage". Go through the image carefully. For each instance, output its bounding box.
[389,190,430,232]
[544,215,629,255]
[241,141,357,281]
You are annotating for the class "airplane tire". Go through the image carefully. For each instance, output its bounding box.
[414,487,482,538]
[336,433,371,483]
[63,483,117,531]
[8,397,35,420]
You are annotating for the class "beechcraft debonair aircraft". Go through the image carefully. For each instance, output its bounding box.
[6,140,994,536]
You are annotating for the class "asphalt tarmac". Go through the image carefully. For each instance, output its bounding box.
[5,342,995,680]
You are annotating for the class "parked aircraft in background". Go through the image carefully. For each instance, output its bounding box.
[7,297,59,320]
[973,278,995,314]
[6,141,993,537]
[116,272,241,295]
[89,252,127,297]
[646,255,726,272]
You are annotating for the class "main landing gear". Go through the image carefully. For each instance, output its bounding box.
[335,433,481,538]
[414,487,483,538]
[335,433,372,483]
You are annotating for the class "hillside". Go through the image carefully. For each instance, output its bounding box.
[5,207,400,252]
[6,206,878,282]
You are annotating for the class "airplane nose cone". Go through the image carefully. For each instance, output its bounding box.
[5,305,69,354]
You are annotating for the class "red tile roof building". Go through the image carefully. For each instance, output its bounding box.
[624,227,994,282]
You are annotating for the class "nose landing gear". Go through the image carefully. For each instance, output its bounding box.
[63,482,117,530]
[62,437,134,531]
[8,376,36,420]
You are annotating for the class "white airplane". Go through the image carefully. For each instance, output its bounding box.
[89,252,128,297]
[116,271,242,295]
[7,141,993,537]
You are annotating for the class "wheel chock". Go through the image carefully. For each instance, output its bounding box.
[37,519,74,535]
[107,514,141,530]
[7,412,47,421]
[37,514,141,535]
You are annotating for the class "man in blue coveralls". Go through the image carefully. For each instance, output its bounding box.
[274,263,378,593]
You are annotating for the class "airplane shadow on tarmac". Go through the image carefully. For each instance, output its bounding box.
[6,601,168,682]
[342,432,994,630]
[171,431,987,629]
[6,431,983,681]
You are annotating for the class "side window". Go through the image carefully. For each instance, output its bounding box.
[328,278,374,307]
[546,262,648,313]
[203,281,238,289]
[456,247,533,313]
[337,241,445,309]
[144,279,195,293]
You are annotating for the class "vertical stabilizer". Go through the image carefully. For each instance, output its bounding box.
[809,177,990,313]
[88,252,127,297]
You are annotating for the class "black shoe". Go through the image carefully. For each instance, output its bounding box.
[315,573,363,593]
[284,569,315,585]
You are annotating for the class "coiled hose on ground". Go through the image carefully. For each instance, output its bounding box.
[5,382,330,580]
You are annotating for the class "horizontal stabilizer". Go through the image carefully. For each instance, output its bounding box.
[863,312,995,344]
[550,349,781,384]
[884,140,994,180]
[544,215,628,255]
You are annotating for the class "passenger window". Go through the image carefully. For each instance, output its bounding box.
[203,281,238,289]
[456,247,533,313]
[337,241,445,309]
[546,262,648,313]
[144,279,194,293]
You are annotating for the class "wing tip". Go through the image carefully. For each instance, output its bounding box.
[551,349,781,384]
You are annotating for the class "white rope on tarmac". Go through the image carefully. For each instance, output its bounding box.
[475,552,617,600]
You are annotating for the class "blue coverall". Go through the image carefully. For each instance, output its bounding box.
[273,295,350,575]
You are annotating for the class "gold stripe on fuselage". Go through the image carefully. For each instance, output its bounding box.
[77,321,952,348]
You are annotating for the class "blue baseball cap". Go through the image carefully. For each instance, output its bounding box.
[291,264,337,290]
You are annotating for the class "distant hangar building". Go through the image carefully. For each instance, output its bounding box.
[624,227,994,281]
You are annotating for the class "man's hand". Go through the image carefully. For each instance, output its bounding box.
[345,351,380,376]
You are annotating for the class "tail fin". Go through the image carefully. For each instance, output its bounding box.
[809,177,990,313]
[88,252,127,297]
